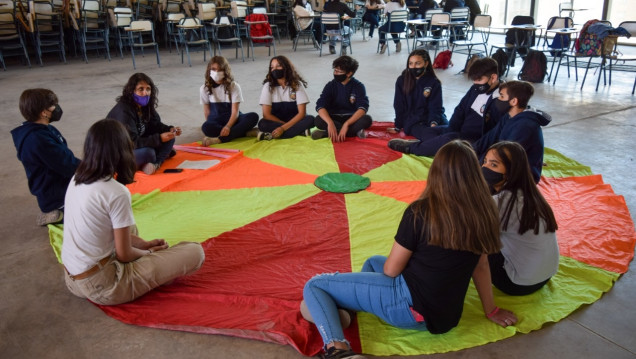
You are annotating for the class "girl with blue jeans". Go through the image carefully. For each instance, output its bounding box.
[303,140,518,359]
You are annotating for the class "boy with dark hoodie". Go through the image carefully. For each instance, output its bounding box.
[472,80,550,183]
[388,57,504,156]
[11,89,80,226]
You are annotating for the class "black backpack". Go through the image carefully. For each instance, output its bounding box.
[462,53,484,75]
[491,48,508,78]
[518,50,547,83]
[214,15,236,42]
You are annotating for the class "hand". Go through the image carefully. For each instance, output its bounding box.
[337,123,349,142]
[386,127,399,134]
[430,123,437,127]
[272,126,285,138]
[171,126,182,136]
[160,132,176,142]
[146,239,169,253]
[326,123,338,142]
[488,307,518,328]
[220,126,230,137]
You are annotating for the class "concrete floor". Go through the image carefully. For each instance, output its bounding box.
[1,32,635,358]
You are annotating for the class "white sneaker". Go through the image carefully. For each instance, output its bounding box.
[141,162,158,175]
[257,132,273,141]
[202,136,221,146]
[380,43,387,54]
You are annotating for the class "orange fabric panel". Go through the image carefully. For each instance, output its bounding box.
[539,175,636,273]
[366,181,427,204]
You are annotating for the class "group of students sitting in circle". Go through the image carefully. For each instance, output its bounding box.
[11,47,558,359]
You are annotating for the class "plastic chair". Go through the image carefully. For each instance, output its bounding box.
[0,11,31,70]
[79,0,111,63]
[528,16,573,81]
[32,2,67,65]
[595,21,636,93]
[450,14,490,57]
[244,13,275,60]
[489,15,536,74]
[319,12,351,57]
[127,19,160,69]
[165,12,185,53]
[177,17,213,66]
[292,10,317,51]
[377,9,409,56]
[108,7,133,58]
[253,6,280,43]
[413,11,450,58]
[210,17,244,61]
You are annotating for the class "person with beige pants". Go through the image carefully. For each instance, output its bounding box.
[61,119,205,306]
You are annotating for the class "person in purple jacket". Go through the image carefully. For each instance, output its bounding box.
[11,88,80,225]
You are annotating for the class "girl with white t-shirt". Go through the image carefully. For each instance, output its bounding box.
[61,119,204,305]
[257,56,314,140]
[200,56,259,146]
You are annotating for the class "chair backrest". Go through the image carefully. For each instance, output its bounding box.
[546,16,572,30]
[618,21,636,37]
[511,15,533,26]
[82,0,101,11]
[473,14,491,28]
[130,19,153,31]
[558,1,572,12]
[430,12,450,26]
[321,12,341,26]
[0,12,19,36]
[230,0,247,18]
[388,9,408,23]
[114,7,133,27]
[450,7,469,21]
[253,7,266,14]
[179,16,201,26]
[424,8,443,21]
[167,12,185,22]
[197,3,216,20]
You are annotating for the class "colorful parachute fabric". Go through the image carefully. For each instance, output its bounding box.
[49,123,636,357]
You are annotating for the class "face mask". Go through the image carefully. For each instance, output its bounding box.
[472,83,489,94]
[409,67,425,77]
[333,73,347,82]
[210,70,224,83]
[133,94,150,107]
[482,166,505,193]
[271,69,285,80]
[302,0,307,4]
[494,98,511,113]
[49,104,63,122]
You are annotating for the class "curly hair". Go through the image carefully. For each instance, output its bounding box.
[204,56,235,97]
[262,56,308,92]
[402,49,437,95]
[116,73,159,123]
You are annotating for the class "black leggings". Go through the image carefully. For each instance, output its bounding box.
[488,252,550,296]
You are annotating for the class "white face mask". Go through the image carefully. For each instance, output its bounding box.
[210,70,224,83]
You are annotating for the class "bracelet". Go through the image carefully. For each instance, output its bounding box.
[486,306,500,319]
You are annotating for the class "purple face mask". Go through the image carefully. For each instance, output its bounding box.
[133,94,150,107]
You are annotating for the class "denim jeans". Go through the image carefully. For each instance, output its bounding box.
[134,138,175,169]
[303,255,428,347]
[327,27,351,47]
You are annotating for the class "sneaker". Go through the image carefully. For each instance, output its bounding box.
[363,37,370,42]
[202,136,221,146]
[396,41,401,52]
[257,131,273,141]
[341,46,348,55]
[322,347,367,359]
[311,129,328,140]
[387,139,419,154]
[141,162,159,175]
[329,46,336,54]
[303,128,312,137]
[379,43,387,54]
[356,129,366,139]
[168,149,177,158]
[300,300,352,329]
[245,128,259,137]
[36,209,63,226]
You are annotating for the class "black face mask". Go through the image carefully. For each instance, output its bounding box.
[49,104,63,122]
[494,99,511,113]
[409,67,425,77]
[333,73,348,83]
[482,166,505,193]
[472,83,489,94]
[271,69,285,80]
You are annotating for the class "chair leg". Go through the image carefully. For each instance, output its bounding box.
[580,57,593,90]
[632,76,635,95]
[155,44,161,68]
[552,58,562,85]
[131,47,136,69]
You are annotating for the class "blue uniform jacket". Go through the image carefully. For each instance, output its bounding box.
[445,84,503,142]
[11,122,80,212]
[394,72,445,132]
[473,107,551,183]
[316,78,369,116]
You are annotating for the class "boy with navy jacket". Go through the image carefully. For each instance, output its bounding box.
[313,56,372,142]
[473,80,551,183]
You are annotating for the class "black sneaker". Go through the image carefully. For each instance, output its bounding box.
[322,347,367,359]
[311,129,328,140]
[329,46,336,54]
[168,149,177,158]
[257,132,273,141]
[388,139,419,154]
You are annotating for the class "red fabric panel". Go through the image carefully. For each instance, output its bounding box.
[333,138,402,175]
[539,175,636,273]
[98,191,359,356]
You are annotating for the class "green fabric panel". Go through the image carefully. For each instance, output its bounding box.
[241,137,340,176]
[356,256,619,356]
[543,147,593,178]
[132,184,320,244]
[364,154,433,181]
[48,225,64,264]
[315,173,371,193]
[345,191,408,272]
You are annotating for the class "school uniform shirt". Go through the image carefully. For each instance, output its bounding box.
[445,84,502,142]
[393,72,444,132]
[383,1,406,15]
[395,202,481,334]
[259,83,310,122]
[494,189,559,286]
[473,107,551,183]
[61,176,136,275]
[315,77,369,117]
[199,82,244,124]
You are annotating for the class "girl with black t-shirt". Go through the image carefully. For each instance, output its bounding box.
[302,140,517,359]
